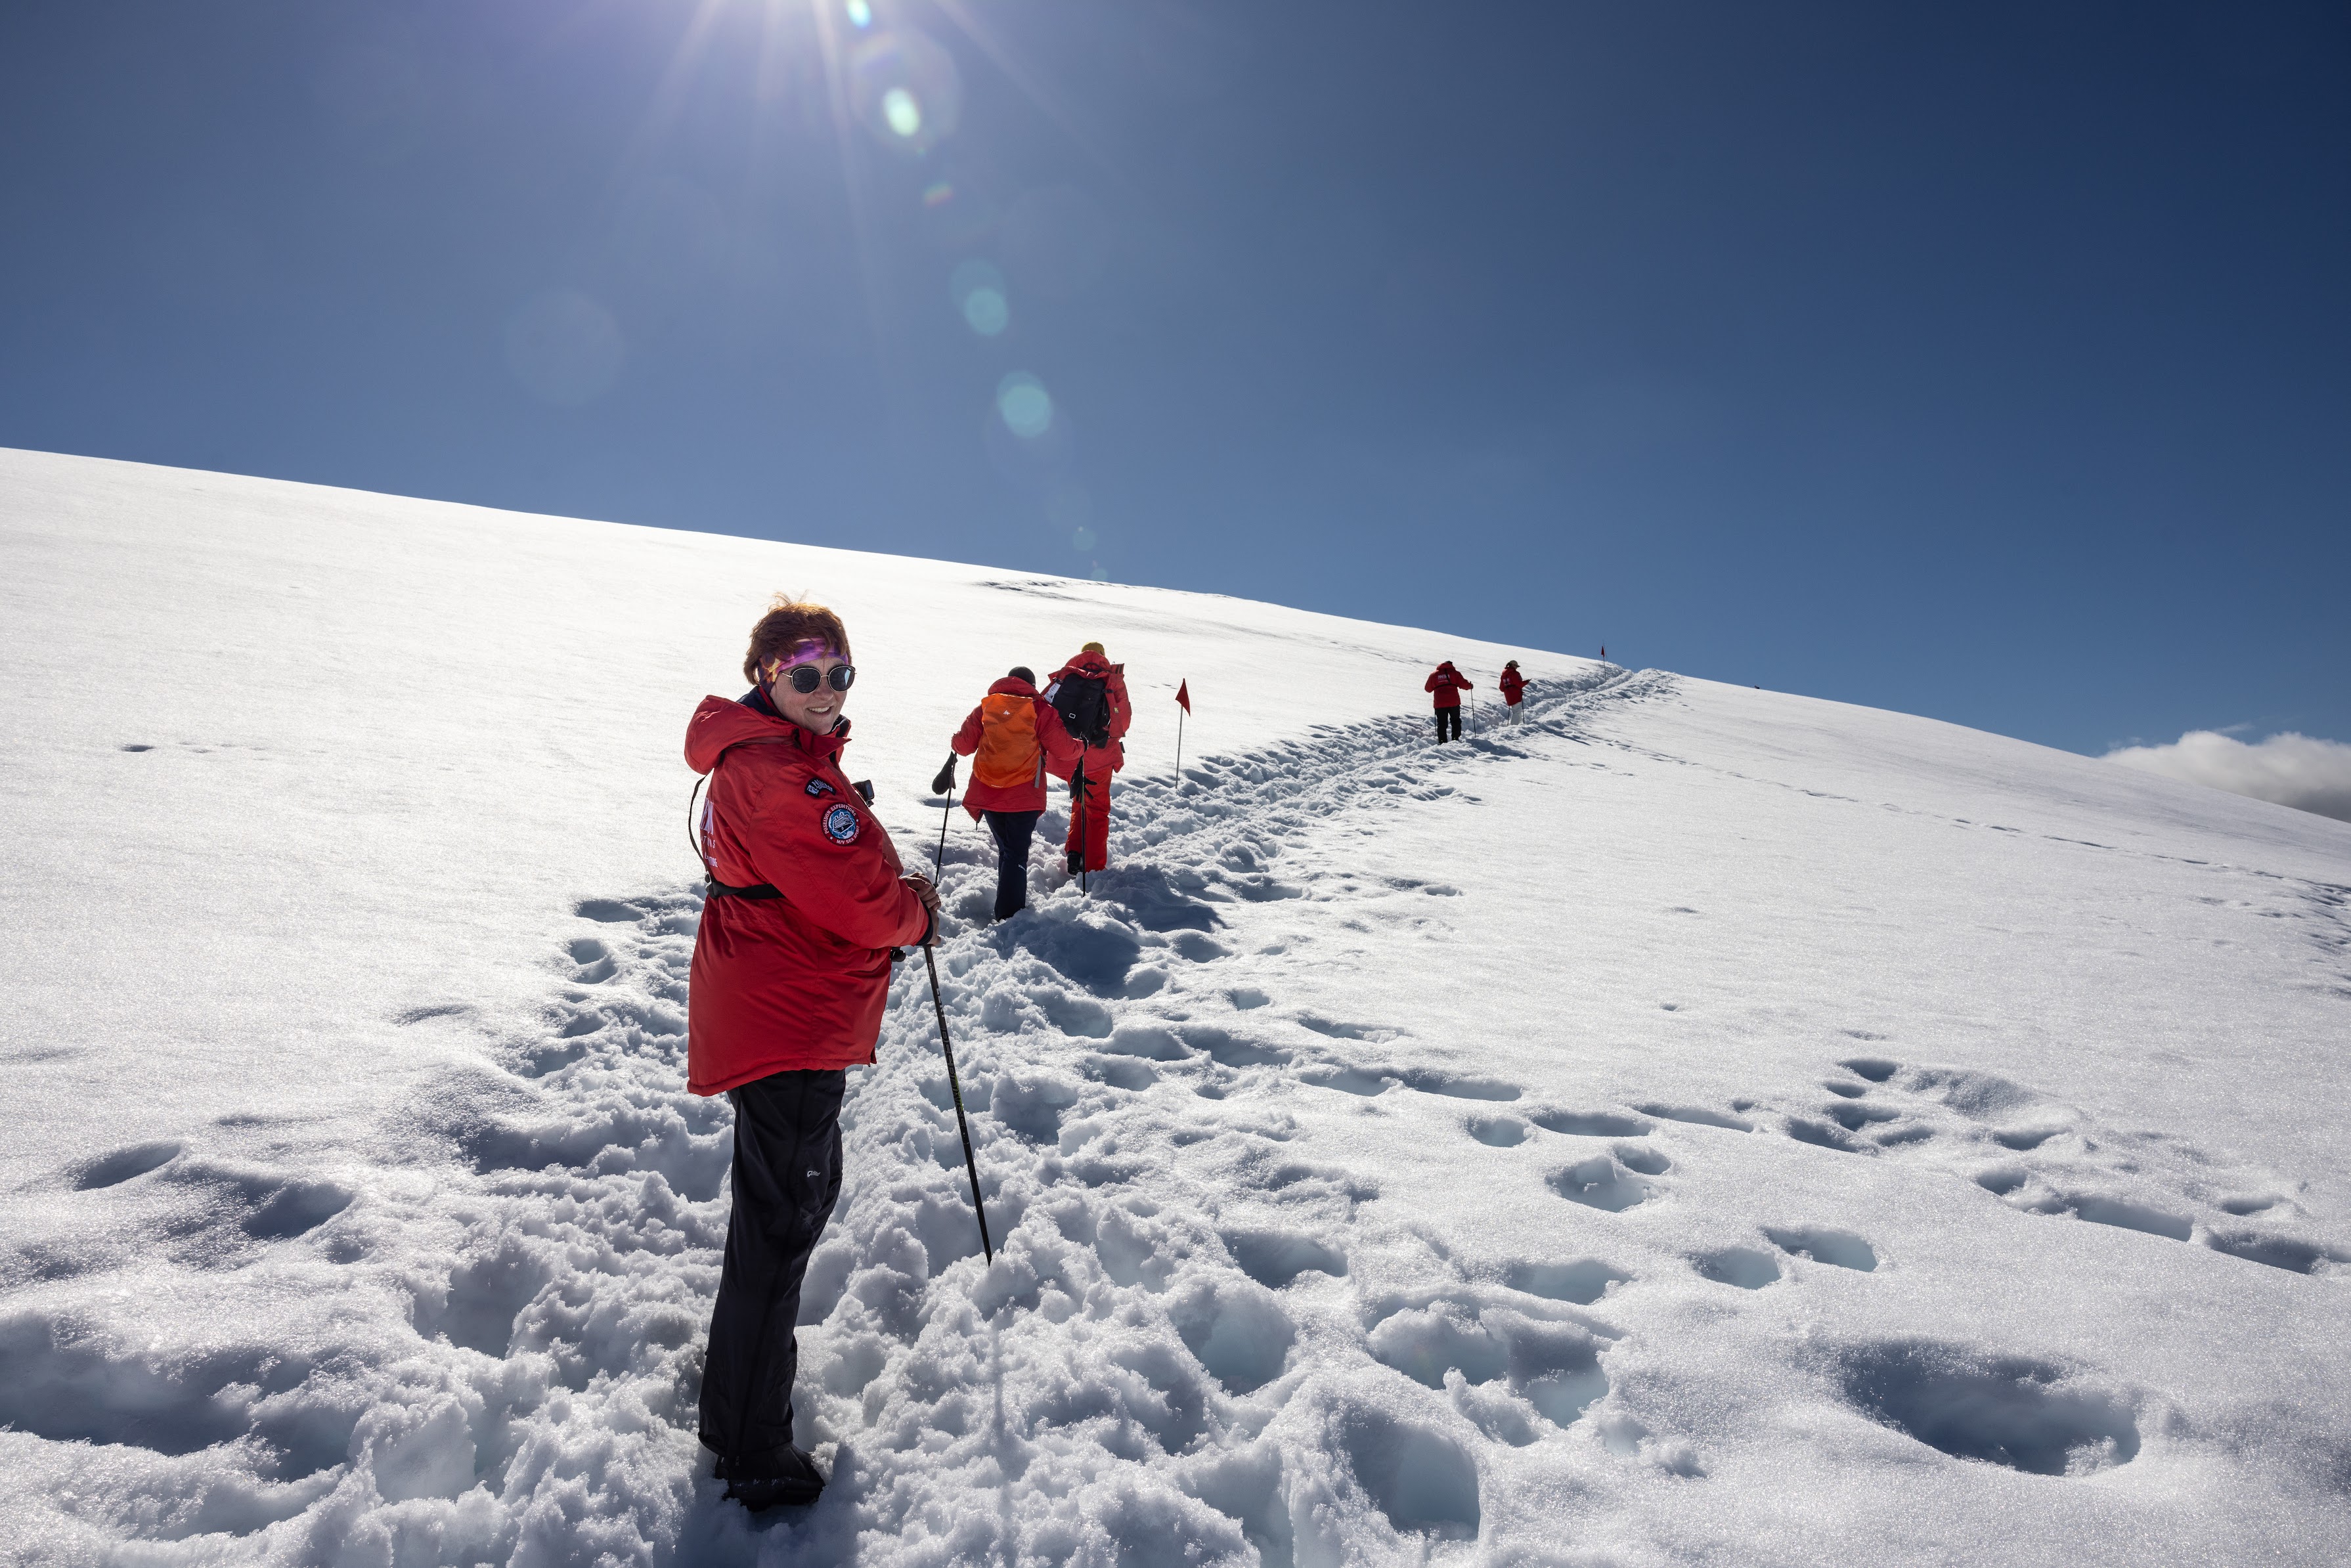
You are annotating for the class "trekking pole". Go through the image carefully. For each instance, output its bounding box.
[921,945,994,1264]
[929,756,957,884]
[1076,747,1089,898]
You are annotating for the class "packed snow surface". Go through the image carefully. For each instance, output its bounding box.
[3,448,2348,1566]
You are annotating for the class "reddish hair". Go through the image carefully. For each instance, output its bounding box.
[742,594,852,684]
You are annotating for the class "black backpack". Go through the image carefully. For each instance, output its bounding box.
[1053,670,1114,747]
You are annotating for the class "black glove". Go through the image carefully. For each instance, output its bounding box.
[854,779,875,804]
[931,756,957,796]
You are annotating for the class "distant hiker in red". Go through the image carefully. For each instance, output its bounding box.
[946,665,1079,920]
[1426,660,1473,743]
[1499,660,1527,728]
[1044,642,1131,875]
[684,595,938,1514]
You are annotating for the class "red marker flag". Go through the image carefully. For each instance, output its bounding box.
[1175,679,1191,713]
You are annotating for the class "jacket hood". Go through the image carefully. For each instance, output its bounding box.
[685,693,848,775]
[987,676,1040,698]
[1054,651,1120,681]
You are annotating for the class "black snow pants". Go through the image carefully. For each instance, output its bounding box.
[984,809,1042,921]
[1434,706,1462,743]
[699,1068,845,1468]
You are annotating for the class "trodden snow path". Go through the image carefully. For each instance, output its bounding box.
[5,668,2350,1566]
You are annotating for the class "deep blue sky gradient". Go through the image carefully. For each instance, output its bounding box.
[3,0,2345,753]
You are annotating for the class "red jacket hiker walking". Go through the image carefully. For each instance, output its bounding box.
[1045,643,1132,875]
[685,596,938,1513]
[1425,661,1473,743]
[1499,660,1527,726]
[948,667,1080,919]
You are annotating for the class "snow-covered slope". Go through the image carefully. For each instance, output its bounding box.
[3,448,2347,1567]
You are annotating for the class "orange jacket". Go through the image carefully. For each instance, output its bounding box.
[950,675,1080,818]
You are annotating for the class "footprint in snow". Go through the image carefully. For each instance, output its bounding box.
[1830,1339,2140,1475]
[1633,1102,1753,1132]
[1394,1068,1520,1102]
[1765,1225,1879,1271]
[1529,1108,1650,1137]
[0,1311,351,1479]
[1364,1296,1612,1439]
[1548,1148,1666,1212]
[64,1140,184,1190]
[1501,1259,1630,1306]
[1221,1228,1348,1288]
[1843,1057,2342,1273]
[1693,1247,1782,1290]
[1466,1115,1527,1148]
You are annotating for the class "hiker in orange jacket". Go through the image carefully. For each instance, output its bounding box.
[1044,643,1131,875]
[948,666,1080,919]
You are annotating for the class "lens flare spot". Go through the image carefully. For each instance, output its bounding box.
[964,289,1007,336]
[845,0,872,27]
[951,260,1009,337]
[1072,526,1098,552]
[849,32,960,154]
[923,181,954,208]
[996,372,1053,439]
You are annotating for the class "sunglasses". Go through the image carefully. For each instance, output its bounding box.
[772,660,855,695]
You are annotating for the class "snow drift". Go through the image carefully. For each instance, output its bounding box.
[3,448,2348,1566]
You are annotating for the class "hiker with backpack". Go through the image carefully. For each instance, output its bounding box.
[939,665,1080,920]
[683,596,939,1512]
[1044,642,1131,877]
[1426,660,1473,743]
[1499,660,1527,727]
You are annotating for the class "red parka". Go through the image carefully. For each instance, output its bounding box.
[1043,652,1133,777]
[685,693,932,1095]
[1425,663,1474,709]
[950,675,1080,818]
[1499,667,1527,705]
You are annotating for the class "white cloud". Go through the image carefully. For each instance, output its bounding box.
[2105,731,2351,824]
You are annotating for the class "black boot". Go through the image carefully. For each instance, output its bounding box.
[722,1443,825,1511]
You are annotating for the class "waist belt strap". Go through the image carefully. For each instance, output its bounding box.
[706,878,783,900]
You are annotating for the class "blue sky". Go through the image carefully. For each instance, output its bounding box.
[3,0,2345,756]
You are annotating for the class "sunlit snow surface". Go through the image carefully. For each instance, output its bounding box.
[3,449,2348,1566]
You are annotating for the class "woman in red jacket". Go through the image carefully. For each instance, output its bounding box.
[685,596,938,1512]
[1499,659,1527,727]
[1425,660,1473,743]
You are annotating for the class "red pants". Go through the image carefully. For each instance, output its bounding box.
[1065,766,1112,871]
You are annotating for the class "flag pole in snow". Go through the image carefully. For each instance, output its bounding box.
[920,946,993,1265]
[1174,679,1191,792]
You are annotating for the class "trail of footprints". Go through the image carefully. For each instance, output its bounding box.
[12,670,2344,1560]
